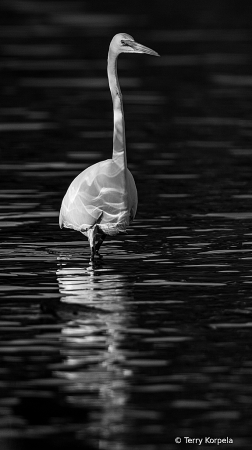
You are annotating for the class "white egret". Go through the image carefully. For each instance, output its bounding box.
[59,33,159,259]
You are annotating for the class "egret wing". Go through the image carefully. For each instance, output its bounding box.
[59,159,136,234]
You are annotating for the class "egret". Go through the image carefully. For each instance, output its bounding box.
[59,33,159,259]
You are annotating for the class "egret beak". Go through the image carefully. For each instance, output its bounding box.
[123,40,160,56]
[133,42,159,56]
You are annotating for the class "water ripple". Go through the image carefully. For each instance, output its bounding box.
[1,4,252,449]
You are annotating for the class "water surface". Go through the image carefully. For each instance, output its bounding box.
[1,1,252,449]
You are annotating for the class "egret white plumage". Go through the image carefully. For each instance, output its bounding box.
[59,33,159,259]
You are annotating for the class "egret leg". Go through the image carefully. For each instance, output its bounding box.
[95,232,106,257]
[87,225,98,260]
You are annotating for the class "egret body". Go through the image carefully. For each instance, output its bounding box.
[59,33,159,259]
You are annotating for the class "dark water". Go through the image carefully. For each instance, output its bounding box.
[2,1,252,449]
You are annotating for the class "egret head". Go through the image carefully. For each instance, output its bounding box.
[110,33,159,57]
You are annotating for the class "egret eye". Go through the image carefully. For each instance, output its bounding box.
[121,40,130,47]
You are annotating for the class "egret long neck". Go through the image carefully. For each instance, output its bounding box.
[107,49,127,168]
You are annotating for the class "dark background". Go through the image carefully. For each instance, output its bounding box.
[2,1,252,450]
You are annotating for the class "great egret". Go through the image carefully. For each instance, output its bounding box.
[59,33,159,259]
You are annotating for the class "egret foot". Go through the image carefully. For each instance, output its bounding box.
[90,247,103,261]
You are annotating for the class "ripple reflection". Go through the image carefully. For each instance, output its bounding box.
[56,260,134,448]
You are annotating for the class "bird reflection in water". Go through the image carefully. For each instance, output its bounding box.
[56,258,133,448]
